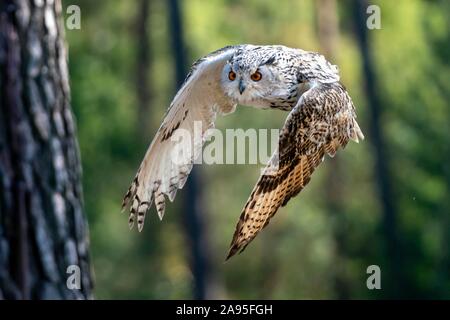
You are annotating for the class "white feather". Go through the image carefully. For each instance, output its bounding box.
[122,46,240,226]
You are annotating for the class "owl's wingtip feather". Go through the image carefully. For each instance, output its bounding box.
[121,201,128,213]
[128,215,135,230]
[225,247,238,261]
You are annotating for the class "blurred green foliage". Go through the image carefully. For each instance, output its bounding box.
[63,0,449,299]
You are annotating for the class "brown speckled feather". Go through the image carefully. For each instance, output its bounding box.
[226,82,364,259]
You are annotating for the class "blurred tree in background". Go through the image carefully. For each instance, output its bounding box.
[56,0,449,299]
[167,0,222,299]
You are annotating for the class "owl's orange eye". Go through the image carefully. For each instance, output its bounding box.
[228,71,236,81]
[250,71,262,81]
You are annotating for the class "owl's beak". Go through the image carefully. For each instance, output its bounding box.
[239,80,246,94]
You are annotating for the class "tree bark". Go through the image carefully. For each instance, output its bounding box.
[166,0,221,299]
[0,0,93,299]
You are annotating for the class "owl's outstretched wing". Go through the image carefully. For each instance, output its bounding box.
[226,82,364,259]
[122,45,240,231]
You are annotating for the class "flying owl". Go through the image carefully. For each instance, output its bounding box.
[122,45,364,260]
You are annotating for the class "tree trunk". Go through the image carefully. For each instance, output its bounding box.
[135,0,152,136]
[353,0,405,297]
[166,0,222,299]
[316,0,350,299]
[0,0,93,299]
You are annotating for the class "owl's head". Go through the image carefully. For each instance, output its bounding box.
[220,51,286,108]
[220,45,340,108]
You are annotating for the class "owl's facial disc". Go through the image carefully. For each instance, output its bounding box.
[221,61,278,108]
[238,70,262,94]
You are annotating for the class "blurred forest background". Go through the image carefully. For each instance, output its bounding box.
[62,0,449,299]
